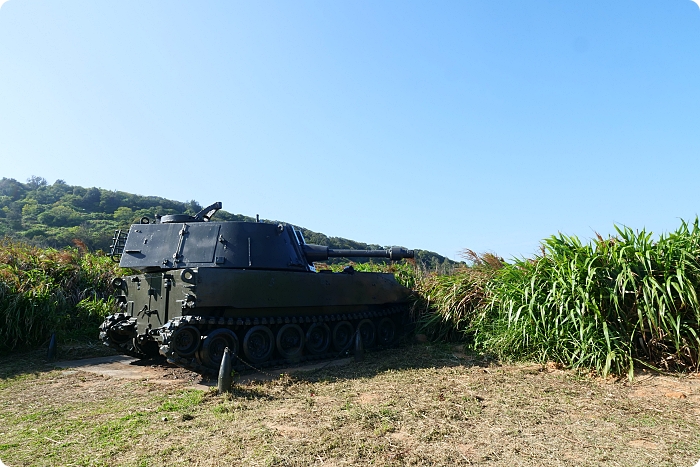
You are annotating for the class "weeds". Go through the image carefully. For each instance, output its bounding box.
[321,260,418,289]
[0,237,125,353]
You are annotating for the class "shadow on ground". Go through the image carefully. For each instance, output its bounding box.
[0,337,493,391]
[287,341,494,384]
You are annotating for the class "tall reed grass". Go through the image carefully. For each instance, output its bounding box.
[0,237,123,353]
[412,250,502,341]
[471,221,700,377]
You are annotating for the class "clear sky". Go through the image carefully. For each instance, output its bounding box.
[1,1,699,261]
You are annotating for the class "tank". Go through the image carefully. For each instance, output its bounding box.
[99,202,415,375]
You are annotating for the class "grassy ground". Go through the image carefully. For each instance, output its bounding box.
[1,344,700,467]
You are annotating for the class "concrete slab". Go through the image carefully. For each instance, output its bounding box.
[51,355,205,387]
[50,355,355,388]
[53,355,139,372]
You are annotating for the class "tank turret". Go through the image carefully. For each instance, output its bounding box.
[100,202,415,375]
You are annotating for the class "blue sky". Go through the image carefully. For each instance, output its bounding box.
[1,1,699,261]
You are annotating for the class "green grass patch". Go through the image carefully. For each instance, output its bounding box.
[157,389,206,413]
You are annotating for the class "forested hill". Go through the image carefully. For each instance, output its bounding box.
[0,177,455,269]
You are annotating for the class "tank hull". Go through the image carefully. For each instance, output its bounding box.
[101,267,412,374]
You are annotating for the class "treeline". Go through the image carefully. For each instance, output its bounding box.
[0,176,454,269]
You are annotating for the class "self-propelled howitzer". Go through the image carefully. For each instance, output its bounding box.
[99,202,415,375]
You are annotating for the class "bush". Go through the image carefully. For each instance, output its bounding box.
[37,205,82,227]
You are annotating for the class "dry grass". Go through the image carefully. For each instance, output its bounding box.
[1,344,700,466]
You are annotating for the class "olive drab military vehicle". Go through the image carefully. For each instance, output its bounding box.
[99,202,415,375]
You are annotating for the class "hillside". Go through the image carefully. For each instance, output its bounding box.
[0,176,454,269]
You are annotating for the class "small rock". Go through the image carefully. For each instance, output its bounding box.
[161,416,168,422]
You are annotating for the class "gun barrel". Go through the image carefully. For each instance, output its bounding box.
[303,245,414,263]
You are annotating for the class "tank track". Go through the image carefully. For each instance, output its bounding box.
[100,304,408,377]
[161,306,408,376]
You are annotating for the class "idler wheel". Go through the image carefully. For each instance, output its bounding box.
[243,325,274,364]
[171,325,201,357]
[101,314,137,345]
[357,319,376,348]
[305,323,331,355]
[276,324,305,360]
[377,317,396,346]
[332,321,354,352]
[106,329,131,345]
[199,329,239,369]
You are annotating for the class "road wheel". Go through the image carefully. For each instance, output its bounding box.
[276,324,305,360]
[243,325,274,364]
[171,325,201,357]
[332,321,354,352]
[306,323,331,355]
[357,319,376,348]
[377,317,396,346]
[199,328,238,369]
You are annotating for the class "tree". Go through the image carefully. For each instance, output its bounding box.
[99,191,120,213]
[38,206,82,227]
[21,201,43,225]
[26,176,48,189]
[186,200,202,215]
[0,178,27,200]
[113,207,135,225]
[77,187,101,211]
